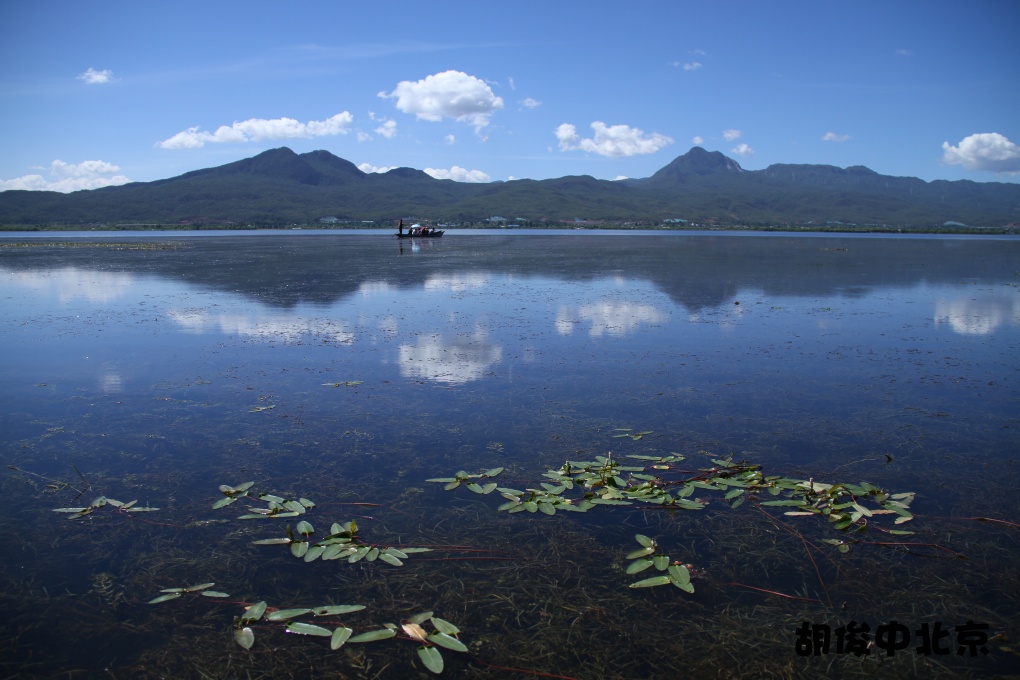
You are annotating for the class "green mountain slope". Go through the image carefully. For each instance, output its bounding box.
[1,146,1018,228]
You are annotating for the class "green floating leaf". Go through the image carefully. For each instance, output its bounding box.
[330,626,353,650]
[418,645,444,674]
[285,621,332,637]
[378,552,404,566]
[667,563,691,587]
[295,520,314,535]
[347,628,397,643]
[148,592,182,604]
[629,575,671,588]
[243,601,267,622]
[52,507,88,513]
[312,604,365,616]
[430,617,460,636]
[184,582,215,592]
[291,541,309,558]
[407,610,434,625]
[234,626,255,650]
[634,534,655,548]
[626,546,655,560]
[252,537,292,545]
[267,608,312,621]
[212,496,237,509]
[201,590,230,598]
[428,631,467,652]
[626,558,654,575]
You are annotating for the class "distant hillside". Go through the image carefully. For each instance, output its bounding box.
[1,146,1018,229]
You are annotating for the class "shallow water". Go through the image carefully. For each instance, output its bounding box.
[1,231,1018,679]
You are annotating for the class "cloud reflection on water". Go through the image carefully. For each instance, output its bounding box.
[398,331,502,384]
[556,300,667,337]
[166,308,355,344]
[934,295,1020,335]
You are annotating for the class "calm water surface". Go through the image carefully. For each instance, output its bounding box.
[1,231,1018,679]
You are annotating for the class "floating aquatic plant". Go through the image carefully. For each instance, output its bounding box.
[149,590,466,674]
[52,495,159,520]
[431,451,915,543]
[625,534,695,593]
[251,519,432,565]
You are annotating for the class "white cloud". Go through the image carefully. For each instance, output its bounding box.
[676,61,702,71]
[722,129,742,141]
[0,159,131,192]
[78,67,113,84]
[158,112,354,149]
[730,143,754,157]
[692,135,705,145]
[380,70,504,132]
[444,134,456,145]
[522,97,542,109]
[941,132,1020,174]
[894,49,913,57]
[358,162,397,173]
[555,121,673,157]
[424,166,491,182]
[374,119,397,139]
[822,132,850,142]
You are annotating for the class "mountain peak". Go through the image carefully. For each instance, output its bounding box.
[650,147,744,181]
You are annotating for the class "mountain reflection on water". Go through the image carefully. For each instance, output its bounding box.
[0,231,1018,679]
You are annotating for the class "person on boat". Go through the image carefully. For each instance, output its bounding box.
[398,219,404,236]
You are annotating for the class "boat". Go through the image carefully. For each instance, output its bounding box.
[395,220,444,238]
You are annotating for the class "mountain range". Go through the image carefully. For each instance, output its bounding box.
[1,146,1018,229]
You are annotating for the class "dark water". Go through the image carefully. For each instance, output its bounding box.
[1,231,1017,679]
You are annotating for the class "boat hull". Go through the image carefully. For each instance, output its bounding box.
[395,231,444,238]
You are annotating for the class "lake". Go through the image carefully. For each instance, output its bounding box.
[1,230,1018,679]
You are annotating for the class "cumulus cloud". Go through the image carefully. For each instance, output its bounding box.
[374,119,397,139]
[692,135,705,145]
[555,121,673,157]
[522,97,542,109]
[673,61,702,71]
[722,129,742,141]
[78,67,113,84]
[941,133,1020,174]
[424,166,491,182]
[379,70,504,131]
[730,143,754,157]
[158,112,354,149]
[358,162,397,174]
[444,134,456,145]
[0,159,130,192]
[822,132,850,142]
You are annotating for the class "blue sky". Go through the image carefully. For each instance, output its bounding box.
[1,0,1018,192]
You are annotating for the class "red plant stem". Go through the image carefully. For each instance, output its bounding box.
[754,505,834,608]
[723,582,823,603]
[960,516,1020,529]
